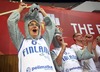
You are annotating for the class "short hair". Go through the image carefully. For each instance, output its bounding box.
[73,33,78,38]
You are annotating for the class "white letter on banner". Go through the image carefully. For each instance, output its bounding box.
[78,24,88,34]
[71,23,78,33]
[96,24,100,34]
[47,14,60,26]
[87,24,95,34]
[55,18,60,26]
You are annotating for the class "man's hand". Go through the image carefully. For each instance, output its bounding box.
[39,8,47,17]
[17,3,27,13]
[56,26,63,33]
[85,34,93,42]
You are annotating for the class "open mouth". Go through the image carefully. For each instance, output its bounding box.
[60,39,62,41]
[32,29,37,33]
[86,36,92,38]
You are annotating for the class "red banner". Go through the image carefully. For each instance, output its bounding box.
[0,1,100,54]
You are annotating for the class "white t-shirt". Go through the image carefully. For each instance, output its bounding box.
[18,38,56,72]
[95,45,100,72]
[96,45,100,57]
[51,48,83,72]
[71,44,98,72]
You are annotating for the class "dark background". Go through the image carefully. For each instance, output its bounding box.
[13,0,98,2]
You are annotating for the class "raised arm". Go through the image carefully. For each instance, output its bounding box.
[40,8,56,47]
[7,3,27,50]
[51,43,67,71]
[85,34,94,53]
[51,26,68,71]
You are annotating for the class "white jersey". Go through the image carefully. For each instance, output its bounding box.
[52,48,82,72]
[71,44,98,72]
[95,45,100,72]
[96,45,100,57]
[18,38,56,72]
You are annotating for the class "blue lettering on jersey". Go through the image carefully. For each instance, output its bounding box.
[26,67,31,72]
[69,55,77,59]
[23,46,50,57]
[32,65,53,71]
[39,46,43,52]
[65,66,81,72]
[66,69,70,72]
[63,56,69,61]
[62,55,77,61]
[32,40,37,45]
[69,66,81,71]
[26,65,53,72]
[64,52,70,55]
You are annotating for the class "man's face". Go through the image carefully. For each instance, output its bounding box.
[74,33,83,41]
[56,35,63,44]
[28,21,39,38]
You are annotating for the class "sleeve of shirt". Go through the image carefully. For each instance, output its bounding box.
[7,11,24,50]
[43,16,56,48]
[76,48,95,60]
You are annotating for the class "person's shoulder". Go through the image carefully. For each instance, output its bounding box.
[51,48,61,53]
[51,48,61,54]
[71,44,76,47]
[96,45,100,50]
[52,48,61,51]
